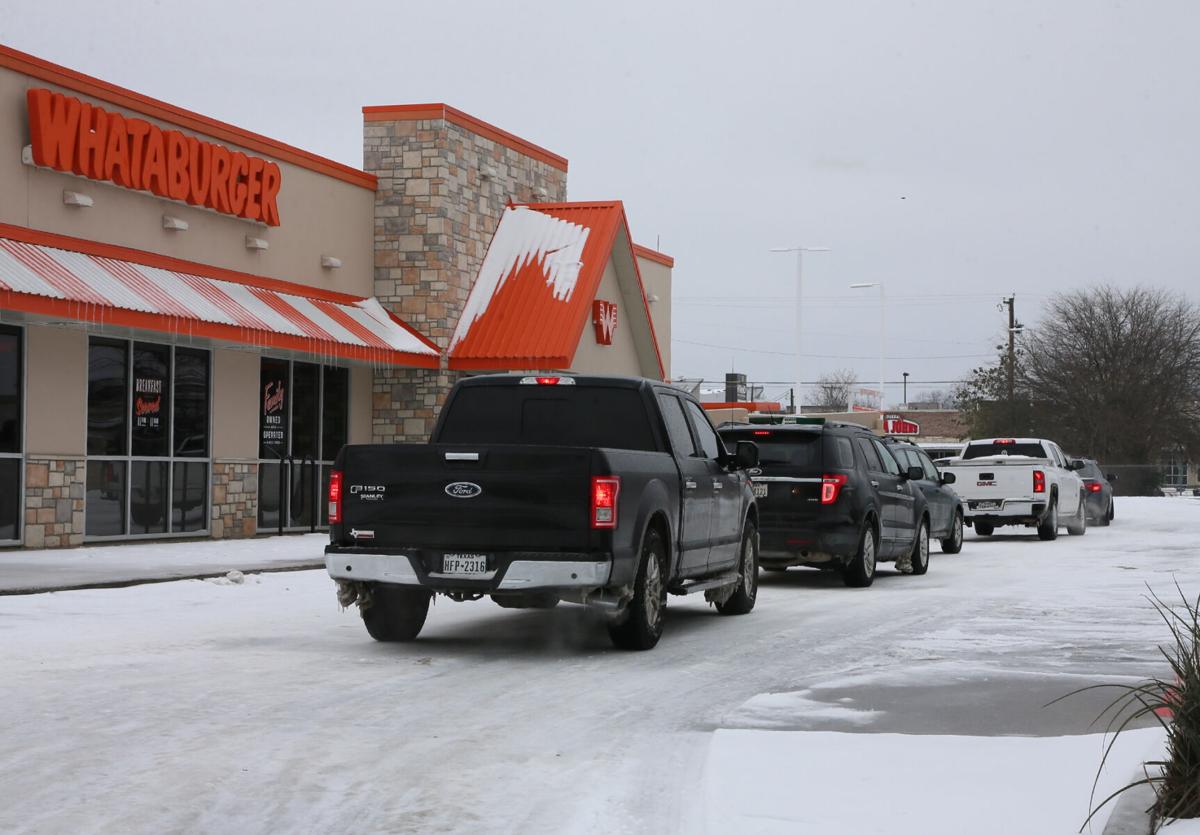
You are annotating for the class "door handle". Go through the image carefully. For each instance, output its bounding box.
[871,480,880,487]
[685,480,698,489]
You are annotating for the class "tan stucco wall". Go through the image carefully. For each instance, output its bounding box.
[349,365,371,445]
[211,348,259,459]
[569,259,644,376]
[636,256,672,378]
[0,66,374,298]
[23,324,87,456]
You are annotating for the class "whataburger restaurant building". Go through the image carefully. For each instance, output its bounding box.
[0,44,674,550]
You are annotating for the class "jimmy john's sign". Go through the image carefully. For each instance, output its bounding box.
[25,88,282,225]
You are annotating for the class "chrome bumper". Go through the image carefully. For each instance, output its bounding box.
[326,553,611,590]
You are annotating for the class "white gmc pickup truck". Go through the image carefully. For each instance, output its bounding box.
[939,438,1088,540]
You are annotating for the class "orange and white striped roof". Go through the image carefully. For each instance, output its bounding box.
[0,230,438,367]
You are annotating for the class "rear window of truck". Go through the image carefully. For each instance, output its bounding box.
[437,385,658,451]
[962,441,1047,459]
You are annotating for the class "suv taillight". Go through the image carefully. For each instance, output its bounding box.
[328,470,343,523]
[821,473,848,505]
[591,476,620,529]
[1088,482,1102,493]
[1032,470,1045,494]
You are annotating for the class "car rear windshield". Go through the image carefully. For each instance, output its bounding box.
[962,441,1048,459]
[1079,461,1103,478]
[720,429,823,470]
[437,385,658,451]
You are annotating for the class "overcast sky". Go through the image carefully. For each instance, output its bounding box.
[6,0,1198,404]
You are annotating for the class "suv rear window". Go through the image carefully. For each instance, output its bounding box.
[963,441,1047,459]
[438,385,658,451]
[720,429,822,469]
[1079,461,1102,478]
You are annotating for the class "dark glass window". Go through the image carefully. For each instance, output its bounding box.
[88,339,128,456]
[438,385,657,451]
[657,394,696,456]
[962,441,1047,460]
[721,429,823,470]
[683,400,721,459]
[258,462,283,530]
[174,349,209,457]
[829,436,856,469]
[855,437,884,472]
[172,462,207,532]
[873,439,902,475]
[86,460,126,536]
[321,366,349,460]
[0,458,19,540]
[129,460,169,534]
[0,326,20,454]
[131,343,170,457]
[291,362,319,459]
[289,458,318,528]
[259,359,289,459]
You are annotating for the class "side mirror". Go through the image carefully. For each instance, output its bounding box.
[1070,459,1086,471]
[905,465,924,481]
[1107,473,1117,482]
[940,471,957,485]
[734,440,759,470]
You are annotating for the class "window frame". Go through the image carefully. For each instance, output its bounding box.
[84,337,212,542]
[682,398,723,460]
[0,323,25,545]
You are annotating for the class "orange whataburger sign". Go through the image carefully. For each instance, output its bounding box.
[26,88,282,226]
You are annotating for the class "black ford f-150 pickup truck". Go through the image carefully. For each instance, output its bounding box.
[326,374,761,650]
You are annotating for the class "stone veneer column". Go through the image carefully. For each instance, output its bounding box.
[23,457,86,548]
[363,109,568,442]
[210,462,258,539]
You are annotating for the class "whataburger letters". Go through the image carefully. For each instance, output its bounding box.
[27,88,282,226]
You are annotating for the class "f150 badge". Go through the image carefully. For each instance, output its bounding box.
[350,485,386,501]
[445,481,482,498]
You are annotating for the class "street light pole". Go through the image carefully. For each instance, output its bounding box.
[902,371,909,407]
[850,281,886,410]
[771,245,830,414]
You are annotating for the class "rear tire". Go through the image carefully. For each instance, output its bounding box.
[608,528,667,651]
[1037,500,1059,541]
[910,519,930,575]
[940,510,964,554]
[362,585,432,642]
[843,520,878,588]
[1098,500,1112,526]
[716,522,758,615]
[974,521,994,537]
[1066,494,1087,536]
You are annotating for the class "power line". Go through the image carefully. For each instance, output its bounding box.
[672,337,994,361]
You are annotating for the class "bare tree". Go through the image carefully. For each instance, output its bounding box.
[913,388,957,409]
[958,286,1200,490]
[812,368,858,411]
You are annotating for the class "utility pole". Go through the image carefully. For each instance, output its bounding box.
[1004,295,1016,427]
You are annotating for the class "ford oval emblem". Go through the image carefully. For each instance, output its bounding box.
[445,481,482,499]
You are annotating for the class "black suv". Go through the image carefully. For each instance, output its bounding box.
[718,420,932,587]
[1077,458,1115,526]
[882,437,965,554]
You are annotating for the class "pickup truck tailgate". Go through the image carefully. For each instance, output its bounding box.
[942,457,1045,503]
[337,444,593,551]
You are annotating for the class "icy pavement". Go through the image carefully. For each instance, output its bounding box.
[0,498,1198,833]
[0,532,326,593]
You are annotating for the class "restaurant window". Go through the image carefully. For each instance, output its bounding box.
[0,325,22,543]
[257,360,349,532]
[85,338,210,538]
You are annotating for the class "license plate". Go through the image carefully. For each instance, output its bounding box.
[975,501,1000,510]
[442,553,489,575]
[752,483,769,499]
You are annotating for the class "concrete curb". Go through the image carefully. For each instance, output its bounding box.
[0,561,324,596]
[1101,773,1156,835]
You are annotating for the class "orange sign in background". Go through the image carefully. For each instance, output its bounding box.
[27,88,282,226]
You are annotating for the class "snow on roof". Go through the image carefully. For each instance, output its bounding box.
[449,205,590,353]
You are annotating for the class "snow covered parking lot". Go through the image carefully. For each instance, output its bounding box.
[2,498,1198,833]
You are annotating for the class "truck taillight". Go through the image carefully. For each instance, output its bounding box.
[820,473,848,505]
[1032,470,1045,494]
[328,470,343,523]
[591,476,621,529]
